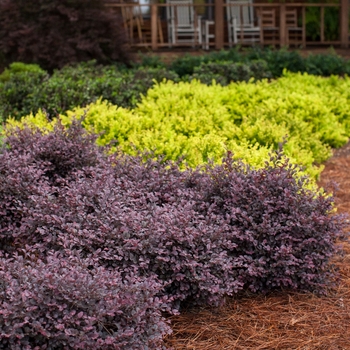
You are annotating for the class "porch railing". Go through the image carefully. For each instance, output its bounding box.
[105,1,349,50]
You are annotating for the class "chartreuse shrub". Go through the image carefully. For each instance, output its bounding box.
[129,71,350,176]
[15,71,350,179]
[0,121,346,348]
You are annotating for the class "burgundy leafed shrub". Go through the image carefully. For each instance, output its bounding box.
[4,120,102,182]
[0,121,347,348]
[197,151,347,293]
[0,0,130,71]
[0,253,171,349]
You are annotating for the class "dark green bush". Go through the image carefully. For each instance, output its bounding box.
[166,47,350,80]
[191,60,272,85]
[0,61,180,121]
[204,48,243,63]
[134,53,167,69]
[1,47,350,121]
[304,53,350,76]
[0,61,45,82]
[169,54,206,77]
[28,61,125,118]
[33,65,179,116]
[169,49,244,77]
[243,47,307,77]
[0,64,49,120]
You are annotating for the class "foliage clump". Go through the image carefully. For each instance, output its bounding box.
[0,61,179,121]
[166,47,350,78]
[1,47,350,122]
[0,121,347,348]
[0,0,130,71]
[0,62,48,120]
[190,60,272,85]
[15,72,348,179]
[0,254,171,349]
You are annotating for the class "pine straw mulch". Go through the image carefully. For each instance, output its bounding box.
[164,143,350,350]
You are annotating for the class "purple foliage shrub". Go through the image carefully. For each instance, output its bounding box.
[4,121,101,182]
[0,121,347,347]
[0,253,171,349]
[196,151,347,293]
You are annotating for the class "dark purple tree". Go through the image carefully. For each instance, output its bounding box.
[0,0,131,71]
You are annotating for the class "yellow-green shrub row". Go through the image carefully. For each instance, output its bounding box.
[7,71,350,179]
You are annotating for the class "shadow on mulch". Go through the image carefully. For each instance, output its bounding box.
[164,143,350,350]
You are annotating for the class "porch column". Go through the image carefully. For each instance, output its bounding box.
[151,3,158,50]
[340,0,349,48]
[279,3,286,47]
[215,0,224,49]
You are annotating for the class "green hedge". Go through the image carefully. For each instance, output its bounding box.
[2,47,350,122]
[166,47,350,78]
[0,61,179,121]
[190,60,272,85]
[8,72,350,180]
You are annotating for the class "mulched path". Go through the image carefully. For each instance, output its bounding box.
[318,142,350,215]
[164,143,350,350]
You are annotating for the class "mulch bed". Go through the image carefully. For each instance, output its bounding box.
[164,143,350,350]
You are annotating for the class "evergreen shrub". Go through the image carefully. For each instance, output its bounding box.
[0,121,346,322]
[0,121,173,348]
[0,63,49,120]
[167,49,247,77]
[0,254,171,349]
[190,60,272,85]
[26,61,125,118]
[244,47,307,77]
[165,47,350,79]
[168,54,206,77]
[0,61,179,121]
[1,47,350,122]
[304,53,350,76]
[0,62,45,82]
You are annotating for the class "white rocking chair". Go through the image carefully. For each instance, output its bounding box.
[226,0,261,46]
[166,0,202,46]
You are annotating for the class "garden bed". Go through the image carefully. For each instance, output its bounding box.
[2,51,350,348]
[164,142,350,349]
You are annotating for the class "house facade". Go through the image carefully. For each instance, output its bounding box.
[105,0,349,50]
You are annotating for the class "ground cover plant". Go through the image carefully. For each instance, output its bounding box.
[0,119,347,348]
[11,71,350,180]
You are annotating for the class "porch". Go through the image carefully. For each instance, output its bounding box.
[105,0,349,50]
